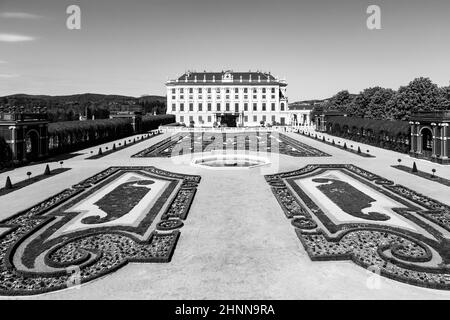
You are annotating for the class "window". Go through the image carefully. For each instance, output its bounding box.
[244,88,248,93]
[244,116,248,122]
[226,95,230,100]
[172,89,176,94]
[189,95,193,100]
[271,88,275,93]
[207,115,211,122]
[253,88,257,93]
[262,103,266,111]
[235,103,239,112]
[180,103,184,111]
[199,115,202,122]
[207,95,212,100]
[180,116,184,122]
[217,103,221,111]
[281,103,285,111]
[180,95,184,99]
[189,88,193,94]
[271,103,275,111]
[244,95,248,100]
[198,103,203,111]
[189,116,193,122]
[226,88,230,94]
[207,103,212,111]
[216,95,221,100]
[253,103,257,111]
[262,95,266,99]
[172,96,176,100]
[172,104,176,111]
[280,117,285,125]
[207,88,211,93]
[235,88,239,93]
[216,88,220,93]
[262,88,266,93]
[244,103,248,111]
[198,95,202,100]
[253,95,257,99]
[235,95,239,99]
[253,115,257,122]
[226,103,230,111]
[271,95,275,100]
[272,115,276,123]
[262,115,266,122]
[180,88,184,93]
[189,103,193,111]
[198,88,202,93]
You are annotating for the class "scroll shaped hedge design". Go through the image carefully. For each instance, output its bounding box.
[266,164,450,290]
[0,166,200,296]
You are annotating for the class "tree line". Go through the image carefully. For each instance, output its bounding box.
[318,77,450,120]
[0,94,167,122]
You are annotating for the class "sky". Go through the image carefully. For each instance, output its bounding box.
[0,0,449,101]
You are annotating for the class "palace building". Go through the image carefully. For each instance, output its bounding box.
[165,70,291,127]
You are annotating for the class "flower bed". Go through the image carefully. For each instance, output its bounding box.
[0,166,200,295]
[266,164,450,290]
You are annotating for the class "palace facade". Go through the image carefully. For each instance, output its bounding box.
[166,70,295,127]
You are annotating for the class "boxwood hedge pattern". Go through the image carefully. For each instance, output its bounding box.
[0,166,200,296]
[266,164,450,290]
[132,132,330,158]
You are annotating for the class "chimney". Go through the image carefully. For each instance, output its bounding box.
[249,74,252,83]
[194,75,197,83]
[213,75,215,82]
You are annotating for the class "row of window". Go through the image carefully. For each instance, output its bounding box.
[172,87,277,94]
[172,94,277,101]
[172,102,285,112]
[178,115,286,124]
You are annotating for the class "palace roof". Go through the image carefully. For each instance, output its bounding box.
[167,71,286,86]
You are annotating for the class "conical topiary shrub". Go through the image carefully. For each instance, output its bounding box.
[44,164,51,175]
[124,140,127,146]
[412,162,418,173]
[98,148,103,155]
[332,140,335,145]
[112,143,116,151]
[343,142,347,150]
[357,146,361,154]
[4,176,12,189]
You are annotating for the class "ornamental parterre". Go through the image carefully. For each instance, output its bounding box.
[265,164,450,290]
[0,166,200,295]
[132,132,330,158]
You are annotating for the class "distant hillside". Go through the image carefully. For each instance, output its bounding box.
[0,93,167,122]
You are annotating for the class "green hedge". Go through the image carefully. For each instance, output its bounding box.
[141,114,175,132]
[325,116,410,153]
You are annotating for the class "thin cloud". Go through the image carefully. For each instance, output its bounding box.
[0,74,20,79]
[0,33,35,42]
[0,12,42,19]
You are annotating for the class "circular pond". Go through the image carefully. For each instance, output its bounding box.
[191,152,270,169]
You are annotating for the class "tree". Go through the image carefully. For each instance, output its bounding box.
[366,88,395,119]
[325,90,352,112]
[412,162,418,173]
[4,176,12,189]
[44,164,51,175]
[387,77,444,120]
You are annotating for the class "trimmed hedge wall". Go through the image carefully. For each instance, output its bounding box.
[325,116,410,153]
[48,115,175,155]
[141,114,175,132]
